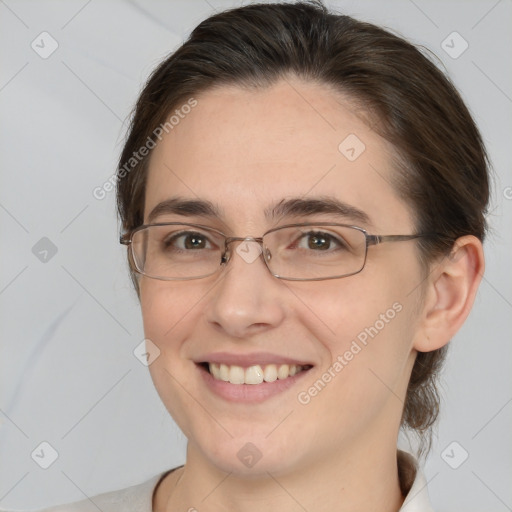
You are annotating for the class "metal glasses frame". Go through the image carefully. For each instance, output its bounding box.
[120,222,440,282]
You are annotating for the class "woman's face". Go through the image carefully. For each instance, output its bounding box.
[140,78,426,475]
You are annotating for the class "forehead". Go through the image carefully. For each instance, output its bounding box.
[144,78,413,232]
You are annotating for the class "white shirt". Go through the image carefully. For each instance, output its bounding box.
[9,451,434,511]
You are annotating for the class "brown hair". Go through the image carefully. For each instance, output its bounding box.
[116,1,489,455]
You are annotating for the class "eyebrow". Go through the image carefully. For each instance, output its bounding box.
[146,196,372,227]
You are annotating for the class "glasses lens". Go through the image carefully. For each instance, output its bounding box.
[264,225,367,280]
[131,225,224,280]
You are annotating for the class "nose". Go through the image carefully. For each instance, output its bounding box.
[205,239,286,339]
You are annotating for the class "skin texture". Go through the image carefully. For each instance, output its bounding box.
[138,77,484,512]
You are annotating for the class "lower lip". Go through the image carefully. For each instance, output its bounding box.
[197,364,311,403]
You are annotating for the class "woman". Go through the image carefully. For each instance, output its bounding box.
[37,1,488,510]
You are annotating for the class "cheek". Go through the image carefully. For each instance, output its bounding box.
[139,279,204,395]
[297,256,421,390]
[139,279,208,436]
[296,273,415,352]
[139,279,204,342]
[291,278,419,443]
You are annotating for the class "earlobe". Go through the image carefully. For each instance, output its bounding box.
[413,235,485,352]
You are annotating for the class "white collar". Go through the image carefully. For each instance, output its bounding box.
[398,450,435,511]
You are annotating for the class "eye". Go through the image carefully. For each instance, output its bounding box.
[296,231,347,251]
[164,231,213,251]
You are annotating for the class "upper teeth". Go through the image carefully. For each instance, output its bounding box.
[208,363,304,385]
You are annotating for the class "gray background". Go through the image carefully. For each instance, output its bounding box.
[1,0,511,510]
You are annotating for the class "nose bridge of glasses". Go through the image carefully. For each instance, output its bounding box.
[222,236,268,265]
[224,236,264,246]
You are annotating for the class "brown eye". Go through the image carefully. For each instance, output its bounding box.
[183,233,207,249]
[164,231,212,251]
[307,233,331,251]
[295,231,346,252]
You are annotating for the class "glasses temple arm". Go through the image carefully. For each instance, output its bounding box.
[366,233,443,246]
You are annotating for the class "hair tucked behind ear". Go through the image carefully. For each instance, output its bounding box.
[401,346,449,456]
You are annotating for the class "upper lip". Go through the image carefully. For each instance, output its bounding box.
[194,351,314,367]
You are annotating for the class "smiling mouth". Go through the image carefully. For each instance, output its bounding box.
[199,362,313,385]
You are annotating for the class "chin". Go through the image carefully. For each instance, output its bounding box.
[189,428,310,478]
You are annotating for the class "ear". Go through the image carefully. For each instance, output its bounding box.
[413,235,485,352]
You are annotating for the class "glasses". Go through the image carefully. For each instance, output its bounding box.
[120,222,438,282]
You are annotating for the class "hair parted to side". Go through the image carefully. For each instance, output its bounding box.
[116,1,490,456]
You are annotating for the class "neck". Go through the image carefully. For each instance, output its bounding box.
[155,435,406,512]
